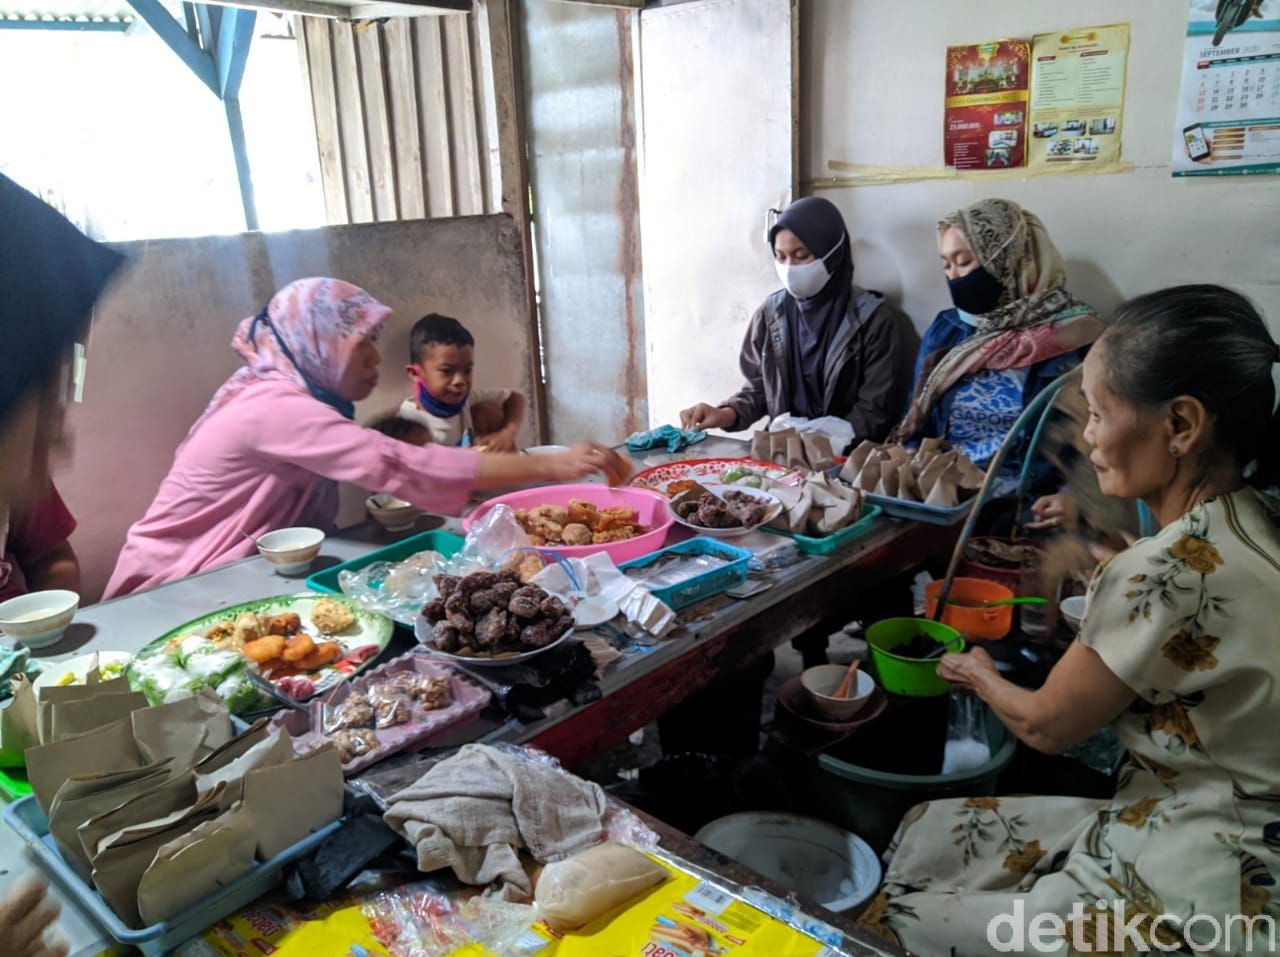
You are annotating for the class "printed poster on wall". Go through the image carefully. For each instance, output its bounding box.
[1172,0,1280,176]
[944,39,1030,169]
[1027,24,1130,168]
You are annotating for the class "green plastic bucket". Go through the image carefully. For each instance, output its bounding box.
[866,617,965,697]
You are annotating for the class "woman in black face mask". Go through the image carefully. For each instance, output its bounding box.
[891,199,1103,498]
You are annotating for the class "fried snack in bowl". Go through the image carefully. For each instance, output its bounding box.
[311,597,356,634]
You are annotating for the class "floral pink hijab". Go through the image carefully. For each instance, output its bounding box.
[188,277,391,438]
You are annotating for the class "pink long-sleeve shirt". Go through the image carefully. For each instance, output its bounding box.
[105,380,480,598]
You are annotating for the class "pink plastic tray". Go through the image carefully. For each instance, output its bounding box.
[464,483,673,564]
[271,653,490,776]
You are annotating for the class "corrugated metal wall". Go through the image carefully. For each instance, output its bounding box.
[297,11,503,224]
[521,0,647,444]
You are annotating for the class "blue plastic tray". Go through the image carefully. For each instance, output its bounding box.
[864,493,974,526]
[761,504,884,555]
[306,529,465,594]
[618,537,751,610]
[4,795,343,956]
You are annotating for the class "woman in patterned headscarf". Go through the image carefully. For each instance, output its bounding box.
[892,199,1103,496]
[105,278,626,597]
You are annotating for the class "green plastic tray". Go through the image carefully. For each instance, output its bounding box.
[305,529,465,594]
[761,504,884,556]
[0,767,32,801]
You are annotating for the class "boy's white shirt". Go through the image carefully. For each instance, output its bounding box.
[398,388,511,446]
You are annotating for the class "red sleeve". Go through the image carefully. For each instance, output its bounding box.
[8,484,77,564]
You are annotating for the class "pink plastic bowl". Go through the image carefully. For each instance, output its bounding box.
[464,484,673,564]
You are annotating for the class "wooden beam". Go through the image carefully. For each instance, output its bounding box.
[224,97,260,229]
[476,0,522,217]
[216,6,256,98]
[332,20,376,222]
[356,23,399,220]
[301,16,351,223]
[442,12,483,215]
[126,0,217,94]
[413,17,454,217]
[384,19,427,219]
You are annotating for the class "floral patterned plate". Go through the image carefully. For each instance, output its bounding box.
[630,457,802,496]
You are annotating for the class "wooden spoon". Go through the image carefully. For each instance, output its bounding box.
[833,658,862,699]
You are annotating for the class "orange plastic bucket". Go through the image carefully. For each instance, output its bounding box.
[925,577,1015,640]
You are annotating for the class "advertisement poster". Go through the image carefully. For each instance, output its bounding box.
[944,39,1031,169]
[1027,24,1130,167]
[1172,0,1280,176]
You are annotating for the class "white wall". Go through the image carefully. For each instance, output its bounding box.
[801,0,1280,336]
[61,215,534,602]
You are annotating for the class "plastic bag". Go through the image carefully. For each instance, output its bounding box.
[622,553,728,589]
[339,550,449,621]
[456,505,532,572]
[941,689,992,774]
[535,842,667,931]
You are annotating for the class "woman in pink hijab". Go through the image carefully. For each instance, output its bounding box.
[106,278,623,597]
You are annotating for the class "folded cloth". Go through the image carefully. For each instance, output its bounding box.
[0,648,39,702]
[383,744,608,900]
[626,424,707,455]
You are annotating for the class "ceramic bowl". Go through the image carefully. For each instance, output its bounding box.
[1060,595,1088,633]
[256,527,325,576]
[800,664,876,722]
[366,494,419,532]
[0,589,80,648]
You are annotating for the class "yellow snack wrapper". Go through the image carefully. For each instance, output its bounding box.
[177,894,392,957]
[510,856,829,957]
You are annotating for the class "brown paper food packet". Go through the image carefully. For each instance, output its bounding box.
[78,769,198,869]
[839,440,879,484]
[801,433,836,472]
[136,810,257,925]
[241,745,343,860]
[131,691,232,769]
[38,673,135,744]
[27,717,144,816]
[90,783,226,927]
[48,759,173,882]
[194,723,293,806]
[49,692,150,743]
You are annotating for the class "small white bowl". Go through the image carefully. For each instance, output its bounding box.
[256,527,325,576]
[366,494,419,532]
[1060,595,1088,633]
[0,589,80,649]
[800,664,876,722]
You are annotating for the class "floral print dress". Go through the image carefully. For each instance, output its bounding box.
[858,489,1280,956]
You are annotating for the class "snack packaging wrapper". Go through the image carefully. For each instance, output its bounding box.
[26,715,144,815]
[531,552,675,640]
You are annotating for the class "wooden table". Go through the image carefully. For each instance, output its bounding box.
[4,437,949,956]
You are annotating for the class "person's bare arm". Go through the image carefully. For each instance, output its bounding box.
[476,392,529,453]
[939,641,1134,754]
[23,540,80,593]
[473,442,630,489]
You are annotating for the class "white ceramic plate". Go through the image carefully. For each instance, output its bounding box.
[33,651,132,694]
[572,595,619,629]
[413,614,574,667]
[669,484,784,538]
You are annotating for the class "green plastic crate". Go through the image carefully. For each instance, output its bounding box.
[761,504,884,556]
[306,529,465,594]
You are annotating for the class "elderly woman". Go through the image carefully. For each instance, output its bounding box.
[105,278,625,597]
[893,199,1103,499]
[860,285,1280,956]
[1,174,124,956]
[680,196,919,448]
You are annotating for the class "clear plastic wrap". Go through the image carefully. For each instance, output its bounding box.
[941,689,992,774]
[622,552,728,589]
[535,842,667,931]
[338,550,450,621]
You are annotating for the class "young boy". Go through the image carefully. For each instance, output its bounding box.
[399,314,527,452]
